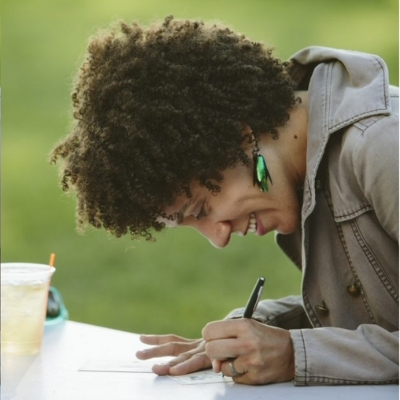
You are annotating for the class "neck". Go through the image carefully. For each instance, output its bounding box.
[260,91,308,189]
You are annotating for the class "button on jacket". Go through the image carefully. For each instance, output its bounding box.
[227,47,399,385]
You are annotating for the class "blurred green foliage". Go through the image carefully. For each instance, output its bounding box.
[2,0,398,338]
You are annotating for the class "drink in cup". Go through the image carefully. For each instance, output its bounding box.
[1,263,55,355]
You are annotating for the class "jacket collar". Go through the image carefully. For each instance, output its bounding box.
[289,47,391,220]
[290,46,391,129]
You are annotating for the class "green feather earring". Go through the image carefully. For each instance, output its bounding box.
[252,140,273,192]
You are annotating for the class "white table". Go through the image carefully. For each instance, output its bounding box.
[1,321,398,400]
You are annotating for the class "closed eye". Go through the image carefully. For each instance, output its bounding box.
[195,207,207,220]
[195,200,210,221]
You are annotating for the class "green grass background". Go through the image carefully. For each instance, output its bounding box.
[2,0,398,338]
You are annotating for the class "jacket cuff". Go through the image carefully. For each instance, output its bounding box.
[290,329,308,386]
[290,326,399,385]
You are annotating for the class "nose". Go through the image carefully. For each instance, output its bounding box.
[191,220,232,249]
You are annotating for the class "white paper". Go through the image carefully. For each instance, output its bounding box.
[79,360,233,385]
[79,359,154,373]
[168,370,233,385]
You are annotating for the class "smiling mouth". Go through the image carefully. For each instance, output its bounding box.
[248,213,257,234]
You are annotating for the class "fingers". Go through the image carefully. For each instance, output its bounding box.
[136,334,209,377]
[202,319,251,341]
[205,338,239,359]
[211,358,222,373]
[204,322,295,385]
[221,358,246,377]
[169,352,211,375]
[152,352,211,376]
[207,358,256,385]
[136,340,200,360]
[202,319,254,362]
[151,363,171,376]
[219,358,259,385]
[222,361,268,385]
[139,334,193,345]
[140,320,295,385]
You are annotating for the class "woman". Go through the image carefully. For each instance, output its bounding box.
[51,16,399,385]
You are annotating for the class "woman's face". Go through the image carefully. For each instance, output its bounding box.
[162,156,301,248]
[163,93,308,247]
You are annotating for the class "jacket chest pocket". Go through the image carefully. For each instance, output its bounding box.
[304,183,399,331]
[303,188,376,329]
[337,214,399,330]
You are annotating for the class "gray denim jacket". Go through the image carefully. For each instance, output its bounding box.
[227,47,399,385]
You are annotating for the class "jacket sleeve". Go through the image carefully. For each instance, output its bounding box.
[226,297,398,385]
[225,295,313,329]
[291,325,399,385]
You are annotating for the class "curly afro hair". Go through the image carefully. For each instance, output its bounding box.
[51,15,296,240]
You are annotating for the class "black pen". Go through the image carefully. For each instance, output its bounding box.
[243,277,265,318]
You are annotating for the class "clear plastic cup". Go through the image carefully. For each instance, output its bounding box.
[1,263,55,355]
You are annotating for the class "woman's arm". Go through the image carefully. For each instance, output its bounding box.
[291,325,399,385]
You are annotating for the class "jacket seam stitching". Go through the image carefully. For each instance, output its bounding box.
[335,221,376,323]
[373,54,389,107]
[354,110,392,132]
[328,56,389,132]
[303,63,332,220]
[302,289,321,327]
[329,108,388,131]
[350,220,399,303]
[322,180,376,323]
[266,307,306,324]
[334,204,373,220]
[299,330,308,384]
[296,376,399,385]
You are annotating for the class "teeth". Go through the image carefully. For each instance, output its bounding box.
[248,213,257,233]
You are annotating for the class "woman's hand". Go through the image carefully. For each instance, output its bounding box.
[202,318,295,385]
[136,334,211,375]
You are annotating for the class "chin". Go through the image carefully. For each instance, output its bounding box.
[276,229,296,235]
[277,218,299,235]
